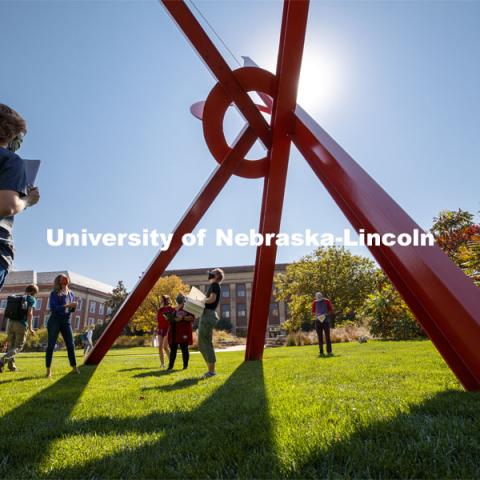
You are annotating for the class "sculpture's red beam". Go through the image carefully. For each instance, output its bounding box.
[291,106,480,390]
[85,126,257,364]
[246,0,310,360]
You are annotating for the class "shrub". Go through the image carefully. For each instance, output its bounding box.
[215,317,233,332]
[361,283,425,340]
[112,336,148,348]
[285,324,371,346]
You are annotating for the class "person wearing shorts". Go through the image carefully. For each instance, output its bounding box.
[157,295,175,368]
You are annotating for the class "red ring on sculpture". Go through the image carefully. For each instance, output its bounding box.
[202,67,276,179]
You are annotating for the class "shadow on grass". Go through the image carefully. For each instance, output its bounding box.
[142,377,201,392]
[0,365,97,479]
[0,375,39,385]
[41,362,278,479]
[118,367,158,373]
[295,390,480,479]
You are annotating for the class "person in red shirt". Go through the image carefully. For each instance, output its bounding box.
[157,295,175,368]
[311,292,334,357]
[167,293,194,370]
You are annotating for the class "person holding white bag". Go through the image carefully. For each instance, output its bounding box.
[312,292,334,357]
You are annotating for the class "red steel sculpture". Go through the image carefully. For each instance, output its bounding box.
[86,0,480,391]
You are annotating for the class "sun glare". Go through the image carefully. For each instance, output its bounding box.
[297,49,341,113]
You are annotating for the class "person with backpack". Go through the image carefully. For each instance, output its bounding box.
[46,274,79,377]
[312,292,334,357]
[0,284,38,372]
[0,104,40,291]
[167,293,194,370]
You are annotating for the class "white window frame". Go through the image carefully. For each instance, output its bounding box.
[99,303,105,315]
[75,316,81,330]
[89,301,96,314]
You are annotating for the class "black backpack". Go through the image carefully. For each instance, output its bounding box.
[4,295,28,321]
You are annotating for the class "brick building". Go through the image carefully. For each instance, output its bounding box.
[0,271,113,332]
[164,264,289,336]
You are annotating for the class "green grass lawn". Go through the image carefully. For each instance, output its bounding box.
[0,341,479,479]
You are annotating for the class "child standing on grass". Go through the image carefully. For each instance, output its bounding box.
[157,295,174,368]
[167,293,194,370]
[0,284,38,373]
[198,268,223,378]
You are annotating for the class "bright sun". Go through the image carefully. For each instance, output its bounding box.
[297,50,341,113]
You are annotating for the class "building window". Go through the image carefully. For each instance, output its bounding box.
[0,299,7,309]
[236,283,246,298]
[88,317,95,326]
[32,316,40,329]
[236,303,247,326]
[44,314,50,327]
[99,303,105,315]
[75,316,81,330]
[221,284,230,298]
[107,306,112,315]
[89,301,96,314]
[220,304,230,319]
[35,298,43,310]
[77,298,83,311]
[269,302,280,325]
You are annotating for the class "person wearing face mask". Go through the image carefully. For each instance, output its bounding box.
[46,274,80,378]
[198,268,224,378]
[0,104,40,291]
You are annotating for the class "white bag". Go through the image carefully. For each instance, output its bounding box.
[317,314,327,323]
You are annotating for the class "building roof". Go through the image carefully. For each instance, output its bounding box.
[5,270,113,295]
[164,263,289,276]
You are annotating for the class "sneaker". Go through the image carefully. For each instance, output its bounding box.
[319,352,325,357]
[202,371,216,379]
[327,353,334,357]
[7,361,17,372]
[0,359,4,373]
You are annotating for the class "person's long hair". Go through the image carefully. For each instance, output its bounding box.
[54,274,69,294]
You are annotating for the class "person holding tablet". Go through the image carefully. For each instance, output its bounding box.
[0,104,40,291]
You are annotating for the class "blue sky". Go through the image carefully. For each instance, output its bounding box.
[1,0,479,290]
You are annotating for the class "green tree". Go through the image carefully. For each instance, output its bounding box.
[361,274,425,340]
[275,246,378,332]
[105,280,131,335]
[131,275,189,333]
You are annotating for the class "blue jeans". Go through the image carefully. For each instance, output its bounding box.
[0,264,8,291]
[46,315,77,368]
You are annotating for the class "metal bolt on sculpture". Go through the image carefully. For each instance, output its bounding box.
[86,0,480,391]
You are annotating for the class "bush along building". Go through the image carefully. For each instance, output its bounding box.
[0,270,113,332]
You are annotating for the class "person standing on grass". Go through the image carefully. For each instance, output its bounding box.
[83,326,94,355]
[312,292,334,357]
[198,268,223,378]
[46,274,80,377]
[0,284,38,373]
[167,293,194,370]
[157,295,174,368]
[0,104,40,291]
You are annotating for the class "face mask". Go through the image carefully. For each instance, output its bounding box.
[7,134,24,153]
